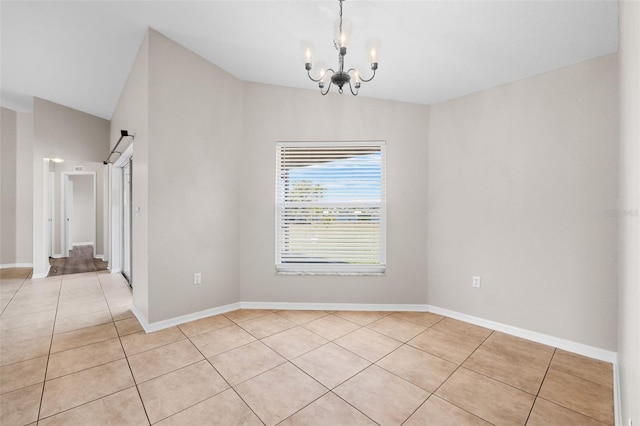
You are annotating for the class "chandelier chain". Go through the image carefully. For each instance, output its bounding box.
[339,0,343,34]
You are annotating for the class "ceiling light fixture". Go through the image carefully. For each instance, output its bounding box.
[304,0,378,96]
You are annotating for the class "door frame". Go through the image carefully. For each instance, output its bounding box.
[48,172,55,257]
[110,144,133,283]
[61,171,97,257]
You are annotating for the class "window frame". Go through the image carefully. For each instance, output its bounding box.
[275,140,387,275]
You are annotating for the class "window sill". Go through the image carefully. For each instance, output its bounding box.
[275,265,386,276]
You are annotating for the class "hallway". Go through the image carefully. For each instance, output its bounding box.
[47,245,108,277]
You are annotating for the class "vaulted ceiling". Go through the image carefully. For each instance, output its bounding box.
[1,1,618,120]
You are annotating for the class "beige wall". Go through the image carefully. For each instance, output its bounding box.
[146,30,243,322]
[617,1,640,422]
[1,108,18,265]
[427,54,619,351]
[16,113,33,265]
[111,30,621,360]
[239,83,430,304]
[110,32,149,319]
[33,98,110,276]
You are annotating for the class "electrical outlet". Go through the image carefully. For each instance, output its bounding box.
[472,276,481,288]
[193,272,202,285]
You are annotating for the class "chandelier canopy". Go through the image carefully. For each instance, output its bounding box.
[304,0,378,96]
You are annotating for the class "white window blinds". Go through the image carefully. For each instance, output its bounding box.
[275,141,386,274]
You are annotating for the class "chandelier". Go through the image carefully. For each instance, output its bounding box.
[304,0,378,96]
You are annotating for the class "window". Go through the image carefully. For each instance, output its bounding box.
[275,141,386,274]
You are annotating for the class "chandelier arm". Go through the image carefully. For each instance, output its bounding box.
[358,68,377,83]
[307,68,335,83]
[320,80,333,96]
[307,69,323,83]
[348,80,359,96]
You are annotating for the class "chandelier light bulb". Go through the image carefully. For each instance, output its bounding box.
[370,48,377,63]
[354,70,361,88]
[305,48,312,64]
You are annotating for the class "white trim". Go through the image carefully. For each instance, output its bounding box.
[130,304,147,330]
[240,301,428,312]
[103,163,109,262]
[113,144,134,168]
[110,143,133,282]
[48,171,55,257]
[52,253,64,259]
[0,263,33,269]
[72,241,95,247]
[132,302,241,333]
[425,305,618,364]
[276,267,386,276]
[31,264,51,279]
[95,254,107,261]
[613,359,621,426]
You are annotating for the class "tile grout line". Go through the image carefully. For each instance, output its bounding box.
[523,347,557,424]
[418,327,498,424]
[0,271,31,316]
[184,328,268,426]
[188,313,374,425]
[391,316,493,426]
[528,347,615,426]
[534,395,614,426]
[240,320,380,426]
[271,314,426,426]
[96,272,152,425]
[35,273,66,422]
[280,335,381,425]
[276,313,445,425]
[125,325,230,424]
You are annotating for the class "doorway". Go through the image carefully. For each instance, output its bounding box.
[111,144,133,287]
[61,172,97,257]
[48,172,55,258]
[122,159,132,284]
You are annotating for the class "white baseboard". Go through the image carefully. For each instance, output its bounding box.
[31,264,51,279]
[72,242,94,247]
[240,301,429,312]
[133,302,242,333]
[613,358,621,426]
[424,305,621,426]
[95,254,106,261]
[425,305,617,364]
[52,253,64,259]
[0,263,33,269]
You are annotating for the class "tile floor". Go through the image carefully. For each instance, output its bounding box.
[0,268,614,425]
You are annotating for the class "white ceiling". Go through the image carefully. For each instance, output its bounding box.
[1,1,618,120]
